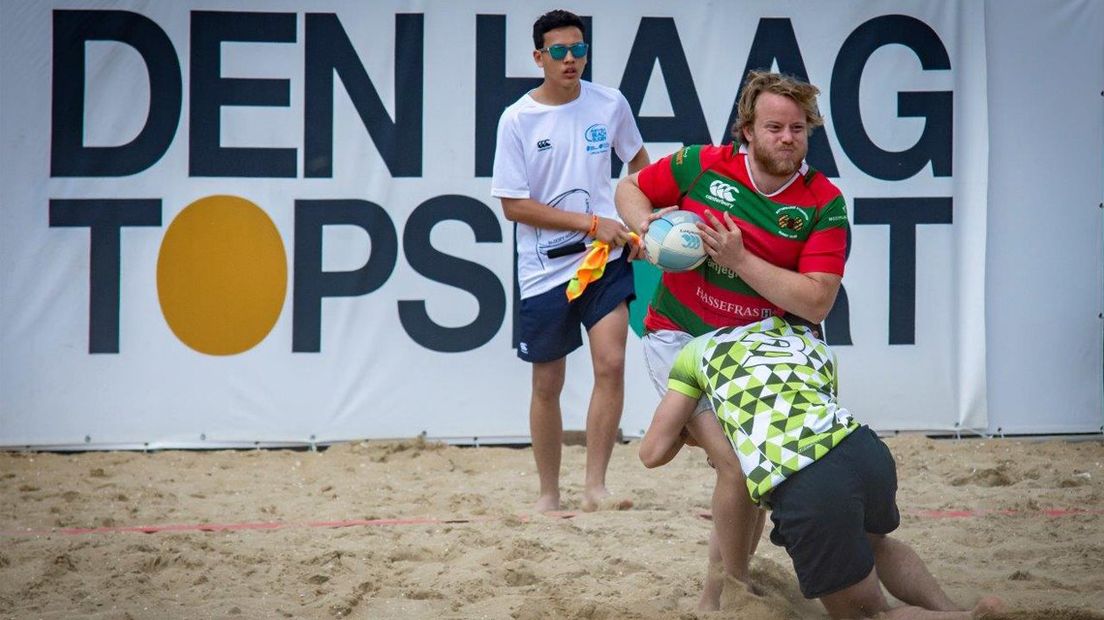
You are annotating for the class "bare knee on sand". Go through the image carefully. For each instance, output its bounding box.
[972,596,1006,619]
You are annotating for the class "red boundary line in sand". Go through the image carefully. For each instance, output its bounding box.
[1,507,1100,538]
[0,512,577,538]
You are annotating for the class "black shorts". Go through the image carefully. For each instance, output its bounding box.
[766,426,900,599]
[516,253,635,363]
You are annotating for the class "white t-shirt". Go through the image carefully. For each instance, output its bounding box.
[491,81,644,299]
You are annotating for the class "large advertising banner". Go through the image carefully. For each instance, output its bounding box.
[1,1,990,448]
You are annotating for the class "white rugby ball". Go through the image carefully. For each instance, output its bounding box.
[644,210,707,272]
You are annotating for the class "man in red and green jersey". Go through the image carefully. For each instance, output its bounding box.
[615,70,848,610]
[619,101,848,335]
[632,141,847,333]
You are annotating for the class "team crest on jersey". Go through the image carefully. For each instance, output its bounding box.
[775,206,810,239]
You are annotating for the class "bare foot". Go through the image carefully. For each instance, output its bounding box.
[581,489,633,512]
[697,591,720,612]
[534,493,560,513]
[972,596,1006,619]
[697,561,723,612]
[718,573,758,610]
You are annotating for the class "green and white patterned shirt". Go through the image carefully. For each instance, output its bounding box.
[668,316,858,504]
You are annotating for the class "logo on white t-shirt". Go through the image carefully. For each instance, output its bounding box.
[536,139,551,151]
[584,123,609,154]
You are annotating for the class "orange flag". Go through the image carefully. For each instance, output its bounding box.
[565,233,639,301]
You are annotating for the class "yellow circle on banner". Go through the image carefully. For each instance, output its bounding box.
[157,195,287,355]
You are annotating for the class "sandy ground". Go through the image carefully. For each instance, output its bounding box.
[1,434,1103,619]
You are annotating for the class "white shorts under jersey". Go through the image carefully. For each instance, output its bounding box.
[491,80,644,299]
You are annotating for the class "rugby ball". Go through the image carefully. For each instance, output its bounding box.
[644,210,707,272]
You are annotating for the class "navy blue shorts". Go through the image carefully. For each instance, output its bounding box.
[766,426,901,599]
[516,253,635,363]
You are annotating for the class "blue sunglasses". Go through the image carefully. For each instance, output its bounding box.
[540,42,588,61]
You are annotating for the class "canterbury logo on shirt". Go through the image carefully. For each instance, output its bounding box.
[707,179,739,205]
[536,139,551,151]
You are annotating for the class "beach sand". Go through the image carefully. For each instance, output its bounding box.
[2,434,1102,618]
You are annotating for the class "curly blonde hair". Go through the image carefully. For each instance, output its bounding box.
[731,71,824,145]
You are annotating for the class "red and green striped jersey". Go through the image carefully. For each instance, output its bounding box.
[637,144,848,336]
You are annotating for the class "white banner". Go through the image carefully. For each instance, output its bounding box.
[1,0,996,448]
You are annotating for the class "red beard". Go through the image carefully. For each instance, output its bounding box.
[752,142,803,178]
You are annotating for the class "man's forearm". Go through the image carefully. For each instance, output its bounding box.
[501,198,590,232]
[615,174,657,234]
[733,254,841,324]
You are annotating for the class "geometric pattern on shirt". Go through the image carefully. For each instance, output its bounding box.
[699,317,858,504]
